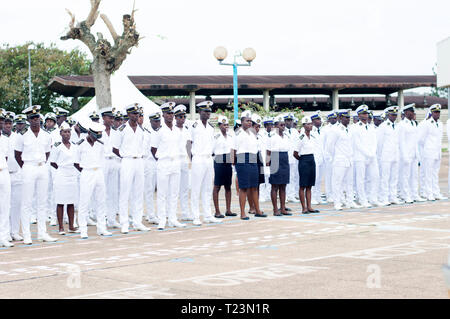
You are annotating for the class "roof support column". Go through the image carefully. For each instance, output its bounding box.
[397,89,404,108]
[263,89,270,112]
[332,89,340,111]
[189,91,196,120]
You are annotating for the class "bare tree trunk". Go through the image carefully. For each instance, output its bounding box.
[61,0,141,112]
[92,58,112,108]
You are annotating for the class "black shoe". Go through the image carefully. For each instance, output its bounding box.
[308,210,320,214]
[302,211,311,215]
[248,211,256,215]
[225,212,237,217]
[285,207,292,212]
[241,216,250,220]
[215,214,225,219]
[281,212,293,216]
[255,214,267,218]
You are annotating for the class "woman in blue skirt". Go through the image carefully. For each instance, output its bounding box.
[232,111,267,220]
[266,116,292,216]
[212,115,236,218]
[294,116,320,214]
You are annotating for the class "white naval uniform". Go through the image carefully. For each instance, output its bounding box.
[47,128,61,221]
[321,123,336,201]
[352,121,379,205]
[418,118,444,199]
[189,120,215,221]
[0,135,11,243]
[15,128,52,240]
[114,123,146,229]
[49,142,79,205]
[143,126,158,221]
[151,123,182,227]
[259,130,272,201]
[398,118,421,201]
[311,126,325,203]
[6,132,22,238]
[286,127,300,201]
[447,120,450,195]
[101,127,120,226]
[417,119,427,197]
[176,124,192,219]
[325,123,354,207]
[376,119,400,203]
[75,139,107,234]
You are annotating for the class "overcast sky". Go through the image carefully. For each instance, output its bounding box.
[3,0,450,78]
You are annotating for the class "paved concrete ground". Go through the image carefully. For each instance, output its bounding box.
[0,154,449,299]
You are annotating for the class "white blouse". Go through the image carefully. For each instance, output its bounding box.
[49,142,78,176]
[267,131,291,152]
[296,132,316,156]
[213,131,234,155]
[233,128,258,155]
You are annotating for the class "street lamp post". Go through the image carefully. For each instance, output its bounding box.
[27,44,35,108]
[214,47,256,123]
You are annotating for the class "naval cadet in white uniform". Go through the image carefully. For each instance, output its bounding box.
[0,122,12,247]
[4,113,24,242]
[113,103,149,233]
[310,112,325,205]
[188,101,222,226]
[74,121,112,239]
[150,102,186,230]
[285,113,300,203]
[322,111,338,203]
[101,107,121,229]
[418,104,447,201]
[15,105,57,244]
[143,111,161,224]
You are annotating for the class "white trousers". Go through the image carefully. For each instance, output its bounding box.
[9,171,22,237]
[312,161,325,202]
[287,161,299,199]
[119,158,144,227]
[399,159,419,200]
[354,158,379,204]
[47,166,56,219]
[157,160,181,223]
[331,165,353,206]
[104,158,120,223]
[21,163,49,238]
[78,169,107,233]
[190,157,214,220]
[379,161,399,202]
[324,160,333,200]
[179,162,190,217]
[422,158,441,198]
[144,158,157,219]
[0,170,11,242]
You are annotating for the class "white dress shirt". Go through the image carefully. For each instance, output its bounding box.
[0,134,9,170]
[286,127,300,164]
[15,128,52,164]
[296,131,316,156]
[176,124,191,164]
[233,128,258,155]
[189,120,215,158]
[352,121,378,161]
[325,123,353,167]
[101,127,119,159]
[6,132,20,173]
[75,139,105,169]
[150,123,182,162]
[398,118,420,162]
[49,142,78,176]
[113,122,145,158]
[376,119,400,163]
[267,131,291,152]
[418,118,444,160]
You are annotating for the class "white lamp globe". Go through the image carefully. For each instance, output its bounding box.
[242,48,256,62]
[214,46,228,62]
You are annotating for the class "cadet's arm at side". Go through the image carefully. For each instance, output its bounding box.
[14,150,23,168]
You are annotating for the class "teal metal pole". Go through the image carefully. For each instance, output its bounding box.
[233,63,239,123]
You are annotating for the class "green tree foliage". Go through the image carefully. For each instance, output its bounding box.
[0,42,91,114]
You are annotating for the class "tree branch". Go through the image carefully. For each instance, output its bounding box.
[100,14,119,43]
[86,0,101,28]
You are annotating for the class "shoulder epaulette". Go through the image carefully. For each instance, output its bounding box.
[214,133,221,139]
[119,124,126,132]
[235,128,241,136]
[192,122,198,128]
[300,134,305,140]
[144,127,151,134]
[185,125,189,130]
[112,127,117,131]
[97,140,104,145]
[139,125,145,132]
[76,139,85,145]
[54,142,61,148]
[208,122,214,128]
[19,127,28,135]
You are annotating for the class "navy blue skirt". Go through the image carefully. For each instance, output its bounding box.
[269,151,290,185]
[214,154,232,186]
[298,154,316,187]
[235,153,259,189]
